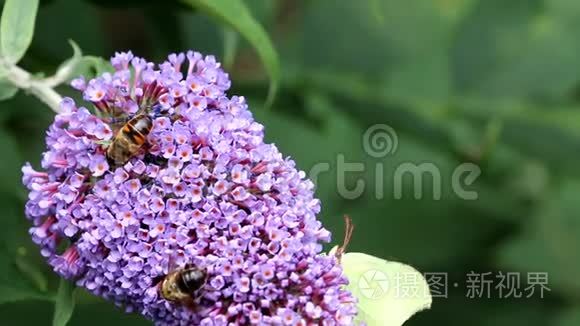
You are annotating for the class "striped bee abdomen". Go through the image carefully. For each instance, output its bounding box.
[106,114,153,166]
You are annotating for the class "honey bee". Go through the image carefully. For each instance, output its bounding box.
[106,102,166,166]
[106,113,153,166]
[159,267,207,303]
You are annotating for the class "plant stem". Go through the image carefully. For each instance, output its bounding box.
[0,58,63,112]
[28,80,63,112]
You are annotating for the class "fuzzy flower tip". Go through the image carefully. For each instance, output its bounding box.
[22,51,358,325]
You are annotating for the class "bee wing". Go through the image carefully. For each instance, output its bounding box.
[103,115,130,135]
[167,250,178,273]
[106,101,151,134]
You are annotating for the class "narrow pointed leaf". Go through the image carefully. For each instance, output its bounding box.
[52,279,76,326]
[0,0,39,64]
[181,0,279,105]
[0,249,52,304]
[47,40,83,87]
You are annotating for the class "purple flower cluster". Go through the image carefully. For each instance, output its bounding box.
[22,51,358,325]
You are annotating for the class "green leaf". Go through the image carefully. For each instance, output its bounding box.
[0,76,18,100]
[332,249,432,325]
[0,0,40,64]
[222,27,239,70]
[181,0,279,105]
[77,55,114,78]
[52,279,76,326]
[0,249,52,304]
[15,248,48,293]
[0,196,52,304]
[46,40,83,87]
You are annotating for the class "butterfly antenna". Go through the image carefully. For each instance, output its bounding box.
[335,215,354,263]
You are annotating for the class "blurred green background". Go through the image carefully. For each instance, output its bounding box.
[1,0,580,325]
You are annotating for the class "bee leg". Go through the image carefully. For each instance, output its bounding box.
[95,140,112,146]
[106,155,117,168]
[183,297,198,312]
